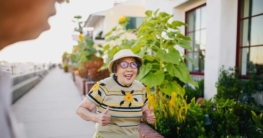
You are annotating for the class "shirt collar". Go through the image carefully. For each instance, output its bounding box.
[112,74,132,88]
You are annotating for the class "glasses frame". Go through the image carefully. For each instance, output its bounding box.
[118,61,138,69]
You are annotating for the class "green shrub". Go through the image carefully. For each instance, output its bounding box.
[185,79,204,103]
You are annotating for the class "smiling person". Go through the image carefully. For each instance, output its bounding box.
[76,49,155,138]
[0,0,65,50]
[0,1,65,138]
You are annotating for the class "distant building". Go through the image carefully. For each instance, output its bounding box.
[84,0,145,49]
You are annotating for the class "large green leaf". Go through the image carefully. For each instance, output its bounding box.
[141,70,165,87]
[161,16,171,23]
[136,63,152,80]
[183,55,197,67]
[156,48,180,64]
[154,9,159,16]
[144,54,154,62]
[177,33,191,41]
[137,26,148,37]
[103,44,110,52]
[163,40,177,49]
[166,63,177,76]
[178,39,191,50]
[85,38,94,47]
[131,40,143,53]
[166,31,177,39]
[159,12,170,18]
[174,62,198,87]
[145,10,152,17]
[160,80,185,96]
[171,21,187,29]
[145,20,157,28]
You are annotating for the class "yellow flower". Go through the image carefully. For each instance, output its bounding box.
[183,99,188,109]
[92,82,100,91]
[178,107,183,122]
[147,93,155,107]
[124,92,133,103]
[145,86,151,93]
[171,92,177,101]
[118,16,127,23]
[79,34,84,41]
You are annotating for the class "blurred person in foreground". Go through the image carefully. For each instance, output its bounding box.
[76,49,155,138]
[0,0,65,138]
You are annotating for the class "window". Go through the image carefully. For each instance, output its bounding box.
[126,17,144,30]
[238,0,263,76]
[185,4,206,74]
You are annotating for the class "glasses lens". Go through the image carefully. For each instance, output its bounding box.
[120,61,128,68]
[130,62,138,69]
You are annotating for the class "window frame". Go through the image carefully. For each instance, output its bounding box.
[236,0,263,78]
[185,3,206,75]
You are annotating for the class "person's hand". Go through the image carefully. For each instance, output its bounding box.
[146,106,155,124]
[95,106,111,126]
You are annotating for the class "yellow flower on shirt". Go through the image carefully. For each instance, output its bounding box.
[124,92,133,103]
[92,82,100,91]
[120,90,138,107]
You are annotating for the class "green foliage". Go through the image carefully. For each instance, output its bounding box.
[101,16,137,70]
[216,67,240,100]
[251,111,263,135]
[201,98,240,137]
[251,111,263,129]
[71,36,103,68]
[216,66,263,108]
[62,63,68,72]
[62,51,70,63]
[185,79,204,103]
[150,66,263,137]
[233,103,262,137]
[135,9,197,95]
[213,67,263,137]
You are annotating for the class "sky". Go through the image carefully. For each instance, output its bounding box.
[0,0,115,64]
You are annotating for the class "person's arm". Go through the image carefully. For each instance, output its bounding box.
[141,105,155,124]
[76,97,111,126]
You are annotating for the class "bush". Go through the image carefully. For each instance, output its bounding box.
[63,64,68,72]
[148,67,263,137]
[215,67,262,107]
[185,79,204,103]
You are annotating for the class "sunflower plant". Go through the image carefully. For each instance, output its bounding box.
[136,9,202,137]
[100,16,137,70]
[135,9,197,96]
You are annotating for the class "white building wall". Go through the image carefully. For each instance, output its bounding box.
[145,0,174,14]
[105,5,145,33]
[93,18,105,40]
[205,0,238,99]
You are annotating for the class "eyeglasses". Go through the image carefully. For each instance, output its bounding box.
[118,61,138,69]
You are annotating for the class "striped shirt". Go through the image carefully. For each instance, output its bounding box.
[87,76,148,138]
